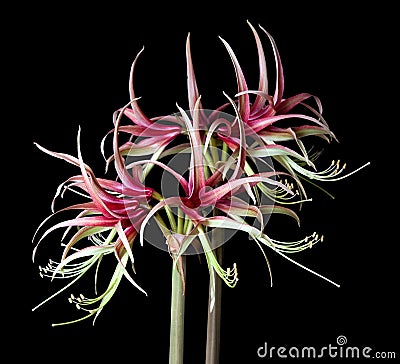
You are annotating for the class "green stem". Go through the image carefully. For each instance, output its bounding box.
[169,256,186,364]
[205,236,223,363]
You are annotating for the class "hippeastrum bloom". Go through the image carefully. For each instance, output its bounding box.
[32,22,369,340]
[32,125,153,325]
[217,21,370,199]
[98,30,353,299]
[101,34,224,169]
[112,95,340,303]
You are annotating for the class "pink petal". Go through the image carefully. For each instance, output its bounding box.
[128,47,153,127]
[247,21,269,113]
[275,93,313,114]
[176,102,205,198]
[219,37,250,121]
[259,26,284,105]
[186,33,203,114]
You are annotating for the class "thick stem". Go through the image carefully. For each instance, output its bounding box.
[205,244,223,364]
[169,256,186,364]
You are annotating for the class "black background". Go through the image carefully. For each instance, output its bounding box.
[29,3,397,363]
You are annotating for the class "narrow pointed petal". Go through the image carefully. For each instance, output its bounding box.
[113,102,154,197]
[223,92,246,181]
[259,26,284,104]
[115,222,135,264]
[176,101,205,197]
[247,20,269,112]
[61,226,111,260]
[259,205,300,226]
[186,33,203,113]
[114,244,148,295]
[203,215,264,238]
[275,93,313,114]
[77,128,123,218]
[248,144,309,163]
[128,47,153,127]
[52,245,115,279]
[219,37,250,121]
[125,159,189,195]
[249,113,331,133]
[200,172,290,206]
[216,197,264,227]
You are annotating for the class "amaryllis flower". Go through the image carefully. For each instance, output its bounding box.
[110,95,338,307]
[32,22,369,337]
[217,21,370,198]
[101,34,221,168]
[32,126,153,325]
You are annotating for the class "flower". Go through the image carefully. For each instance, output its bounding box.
[32,22,370,327]
[32,126,153,325]
[218,21,370,199]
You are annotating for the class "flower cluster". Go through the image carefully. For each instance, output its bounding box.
[32,21,369,325]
